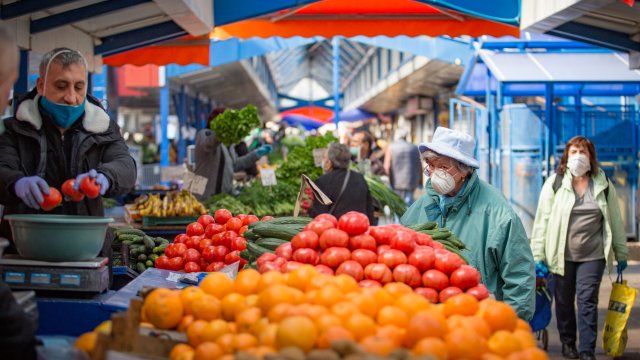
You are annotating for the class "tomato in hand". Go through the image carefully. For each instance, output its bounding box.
[336,260,364,281]
[319,228,349,249]
[184,261,200,273]
[167,256,184,271]
[439,287,463,303]
[184,248,201,263]
[408,248,436,273]
[450,265,481,290]
[197,214,215,228]
[214,209,233,224]
[392,264,422,288]
[304,220,335,236]
[79,177,100,199]
[377,249,407,269]
[320,247,351,269]
[414,287,439,303]
[337,211,370,236]
[292,248,320,265]
[368,226,393,245]
[390,231,416,254]
[154,255,169,270]
[275,242,293,260]
[39,187,62,211]
[186,222,205,237]
[315,213,338,227]
[349,234,377,251]
[61,179,84,201]
[364,263,393,284]
[291,231,319,250]
[350,249,378,268]
[422,269,450,291]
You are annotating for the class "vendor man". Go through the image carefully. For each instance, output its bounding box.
[401,127,535,320]
[0,47,136,238]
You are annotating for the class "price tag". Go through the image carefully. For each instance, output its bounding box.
[313,148,327,167]
[183,171,208,196]
[260,167,277,187]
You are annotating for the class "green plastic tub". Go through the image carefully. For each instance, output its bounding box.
[5,214,114,262]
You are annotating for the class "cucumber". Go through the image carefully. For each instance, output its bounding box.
[242,229,259,241]
[142,235,155,251]
[153,237,170,246]
[129,245,146,257]
[251,223,306,241]
[153,243,169,255]
[136,262,146,273]
[138,254,148,262]
[148,254,159,262]
[145,260,154,268]
[246,241,274,257]
[261,216,313,226]
[117,234,143,243]
[255,238,288,251]
[122,240,134,246]
[115,228,146,237]
[239,249,254,262]
[407,221,438,232]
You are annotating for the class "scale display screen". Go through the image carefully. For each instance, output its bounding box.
[4,271,25,284]
[60,274,81,286]
[30,273,51,285]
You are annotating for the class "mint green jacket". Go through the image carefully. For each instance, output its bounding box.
[530,169,628,276]
[401,172,535,320]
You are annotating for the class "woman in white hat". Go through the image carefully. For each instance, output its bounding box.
[401,127,536,320]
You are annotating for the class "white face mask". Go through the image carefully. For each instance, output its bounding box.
[567,154,591,177]
[430,169,456,195]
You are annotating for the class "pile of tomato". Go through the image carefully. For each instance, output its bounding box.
[154,209,272,272]
[256,212,488,303]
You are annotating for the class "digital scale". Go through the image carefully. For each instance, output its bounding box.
[0,255,109,293]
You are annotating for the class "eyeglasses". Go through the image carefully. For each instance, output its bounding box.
[423,161,456,177]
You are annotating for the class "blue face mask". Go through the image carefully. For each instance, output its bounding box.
[40,96,86,129]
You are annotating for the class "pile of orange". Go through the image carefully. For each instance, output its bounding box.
[140,266,547,360]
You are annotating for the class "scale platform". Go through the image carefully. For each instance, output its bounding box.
[0,255,109,293]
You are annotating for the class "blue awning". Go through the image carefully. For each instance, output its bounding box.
[282,114,326,130]
[415,0,520,26]
[330,108,376,123]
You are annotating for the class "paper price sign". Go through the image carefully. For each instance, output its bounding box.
[260,167,277,187]
[183,171,208,196]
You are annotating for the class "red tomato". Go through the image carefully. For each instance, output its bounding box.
[393,264,421,288]
[184,261,200,273]
[225,218,243,233]
[422,269,450,291]
[439,287,464,303]
[377,249,407,269]
[282,261,304,273]
[376,245,391,255]
[337,211,370,236]
[349,234,377,251]
[231,237,247,251]
[211,246,230,262]
[415,233,434,247]
[61,179,84,201]
[466,284,490,301]
[320,247,351,269]
[350,249,378,268]
[239,226,248,235]
[261,216,274,221]
[197,214,215,228]
[291,231,319,250]
[164,244,176,258]
[221,231,238,248]
[154,255,169,269]
[336,260,364,281]
[206,262,225,272]
[201,246,215,263]
[186,222,205,237]
[210,233,224,247]
[414,287,439,303]
[39,187,62,211]
[304,220,335,236]
[390,231,416,254]
[434,252,464,274]
[214,209,233,224]
[359,280,382,288]
[275,242,293,260]
[242,215,260,226]
[167,257,184,271]
[256,253,278,268]
[315,264,335,275]
[236,214,248,221]
[174,234,189,244]
[185,236,202,250]
[319,228,349,250]
[205,223,225,238]
[200,258,209,270]
[198,238,213,253]
[368,226,393,245]
[315,213,338,227]
[225,251,246,267]
[292,248,320,265]
[273,257,287,268]
[364,263,393,284]
[450,265,481,290]
[408,248,436,273]
[79,177,100,199]
[173,243,188,258]
[259,261,281,273]
[431,241,445,250]
[184,248,201,263]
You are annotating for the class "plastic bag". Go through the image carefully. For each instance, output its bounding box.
[602,273,637,357]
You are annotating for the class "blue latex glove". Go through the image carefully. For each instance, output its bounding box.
[617,260,628,274]
[256,144,273,157]
[535,260,549,277]
[14,176,50,209]
[74,169,110,196]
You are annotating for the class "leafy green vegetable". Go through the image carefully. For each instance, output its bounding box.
[277,133,337,185]
[210,105,261,146]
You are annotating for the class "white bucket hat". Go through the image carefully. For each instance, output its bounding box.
[419,127,479,169]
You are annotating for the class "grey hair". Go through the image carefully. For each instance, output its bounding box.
[327,143,351,169]
[39,47,87,77]
[422,150,473,175]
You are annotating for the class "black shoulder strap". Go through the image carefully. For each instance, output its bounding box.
[329,170,351,215]
[553,171,610,199]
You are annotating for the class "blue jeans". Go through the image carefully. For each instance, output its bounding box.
[553,259,606,354]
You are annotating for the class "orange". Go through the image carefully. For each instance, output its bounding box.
[234,333,258,351]
[403,310,448,348]
[311,284,345,307]
[445,328,487,360]
[395,293,431,316]
[376,325,406,347]
[317,326,355,348]
[258,323,279,347]
[482,354,506,360]
[412,337,448,360]
[170,343,195,360]
[488,330,523,357]
[315,314,343,332]
[444,293,479,317]
[199,272,234,299]
[74,331,98,356]
[344,313,377,341]
[220,293,246,321]
[257,284,295,313]
[235,307,262,333]
[180,286,205,315]
[178,315,195,332]
[305,304,329,320]
[331,301,361,319]
[505,347,549,360]
[350,293,380,318]
[187,320,210,347]
[245,294,259,308]
[360,335,396,356]
[287,265,318,291]
[305,273,333,291]
[191,294,221,321]
[289,287,306,304]
[268,303,294,322]
[383,282,413,297]
[466,316,493,339]
[483,301,518,332]
[513,329,537,349]
[369,288,395,308]
[193,342,223,360]
[247,345,276,358]
[377,305,409,328]
[516,319,533,332]
[276,316,318,352]
[257,271,286,292]
[216,333,236,354]
[208,319,232,341]
[144,289,184,330]
[234,269,261,295]
[332,274,359,293]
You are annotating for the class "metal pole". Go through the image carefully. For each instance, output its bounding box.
[177,86,187,164]
[14,49,29,96]
[159,70,170,167]
[332,36,341,126]
[544,83,554,176]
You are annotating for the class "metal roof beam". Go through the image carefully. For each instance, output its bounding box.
[30,0,152,34]
[0,0,79,20]
[547,21,640,53]
[95,20,186,56]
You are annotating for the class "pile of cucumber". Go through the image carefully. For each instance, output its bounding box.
[239,216,313,267]
[406,221,469,262]
[113,227,170,273]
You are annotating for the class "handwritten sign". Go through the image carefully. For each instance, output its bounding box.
[183,171,208,196]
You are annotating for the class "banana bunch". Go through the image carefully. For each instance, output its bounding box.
[133,191,208,217]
